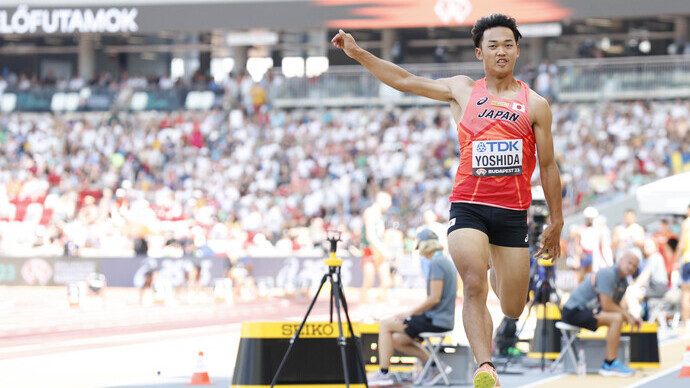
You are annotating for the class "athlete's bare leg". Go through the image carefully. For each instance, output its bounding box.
[489,245,531,319]
[448,228,493,365]
[376,262,393,301]
[361,261,376,303]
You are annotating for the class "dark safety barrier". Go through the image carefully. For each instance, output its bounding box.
[0,256,226,287]
[0,255,368,288]
[527,303,562,360]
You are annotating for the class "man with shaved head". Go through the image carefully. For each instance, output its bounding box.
[561,250,642,377]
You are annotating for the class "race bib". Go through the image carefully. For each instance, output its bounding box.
[472,139,523,177]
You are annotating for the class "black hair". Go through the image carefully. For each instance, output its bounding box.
[471,13,522,48]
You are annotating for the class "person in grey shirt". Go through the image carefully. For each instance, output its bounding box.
[626,239,670,318]
[368,229,457,386]
[561,250,642,377]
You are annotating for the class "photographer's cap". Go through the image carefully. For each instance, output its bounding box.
[416,229,438,249]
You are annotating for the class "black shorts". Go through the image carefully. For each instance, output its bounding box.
[448,202,529,248]
[561,307,598,332]
[403,314,449,341]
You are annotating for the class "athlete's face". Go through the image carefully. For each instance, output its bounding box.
[475,27,519,76]
[624,211,636,225]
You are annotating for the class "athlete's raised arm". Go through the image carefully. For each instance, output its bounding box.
[332,29,460,102]
[531,93,563,261]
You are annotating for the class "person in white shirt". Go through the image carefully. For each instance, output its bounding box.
[612,209,645,260]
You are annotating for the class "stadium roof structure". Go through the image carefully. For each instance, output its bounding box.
[636,172,690,215]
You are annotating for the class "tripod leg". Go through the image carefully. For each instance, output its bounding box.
[338,278,369,387]
[331,277,351,388]
[330,284,335,323]
[269,273,330,388]
[501,298,537,373]
[338,280,356,337]
[541,302,548,371]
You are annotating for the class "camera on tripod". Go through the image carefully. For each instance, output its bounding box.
[528,186,558,306]
[528,187,549,252]
[269,228,367,388]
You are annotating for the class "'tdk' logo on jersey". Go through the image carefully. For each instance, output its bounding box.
[477,140,520,152]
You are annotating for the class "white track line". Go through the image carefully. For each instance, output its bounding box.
[517,373,566,388]
[625,365,682,388]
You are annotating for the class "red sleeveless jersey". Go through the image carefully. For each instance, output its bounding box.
[449,78,536,210]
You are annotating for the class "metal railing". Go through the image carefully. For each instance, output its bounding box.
[555,55,690,101]
[272,55,690,107]
[270,63,486,108]
[2,56,689,112]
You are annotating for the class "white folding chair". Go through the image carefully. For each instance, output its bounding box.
[414,331,453,386]
[550,321,581,372]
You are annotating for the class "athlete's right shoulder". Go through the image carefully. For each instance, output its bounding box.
[440,75,475,89]
[439,76,474,105]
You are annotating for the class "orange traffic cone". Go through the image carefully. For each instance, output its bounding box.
[187,351,214,385]
[679,346,690,378]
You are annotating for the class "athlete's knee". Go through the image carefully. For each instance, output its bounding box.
[500,299,525,319]
[462,272,488,299]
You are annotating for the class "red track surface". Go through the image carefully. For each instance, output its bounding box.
[0,286,422,359]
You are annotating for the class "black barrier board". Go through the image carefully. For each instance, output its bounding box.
[622,323,660,368]
[232,322,367,387]
[232,338,366,385]
[527,303,562,360]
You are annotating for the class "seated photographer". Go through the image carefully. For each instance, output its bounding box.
[561,250,641,377]
[626,239,669,320]
[368,229,457,386]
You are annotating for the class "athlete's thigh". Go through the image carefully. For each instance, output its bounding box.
[448,228,490,281]
[489,244,530,302]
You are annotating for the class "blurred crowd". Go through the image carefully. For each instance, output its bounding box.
[0,96,688,260]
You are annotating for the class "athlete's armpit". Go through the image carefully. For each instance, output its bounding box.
[438,75,475,106]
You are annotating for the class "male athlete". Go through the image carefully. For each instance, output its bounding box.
[361,191,394,304]
[333,14,563,387]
